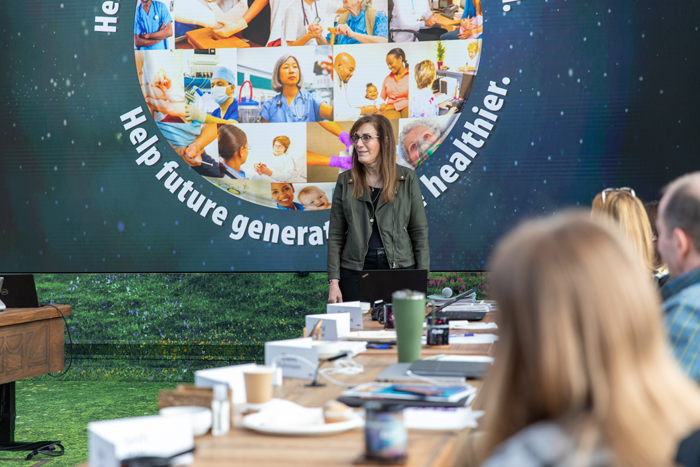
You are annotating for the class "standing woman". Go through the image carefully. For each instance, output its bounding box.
[327,115,429,303]
[261,54,334,123]
[474,213,700,467]
[380,48,410,119]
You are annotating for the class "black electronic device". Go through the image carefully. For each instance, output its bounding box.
[433,306,488,321]
[358,269,428,306]
[0,275,39,310]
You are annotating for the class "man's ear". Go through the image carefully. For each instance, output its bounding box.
[673,227,692,260]
[227,84,235,96]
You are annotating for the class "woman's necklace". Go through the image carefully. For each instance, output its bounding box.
[369,186,382,223]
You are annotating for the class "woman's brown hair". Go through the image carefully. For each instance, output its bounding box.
[475,212,700,466]
[273,135,290,152]
[349,115,397,203]
[218,124,247,175]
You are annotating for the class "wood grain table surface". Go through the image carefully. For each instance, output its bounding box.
[188,309,496,467]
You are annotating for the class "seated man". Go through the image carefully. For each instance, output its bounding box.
[658,172,700,381]
[134,0,174,50]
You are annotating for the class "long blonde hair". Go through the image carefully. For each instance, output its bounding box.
[592,190,655,272]
[475,212,700,466]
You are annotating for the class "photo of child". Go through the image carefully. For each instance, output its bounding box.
[254,135,307,182]
[297,185,332,210]
[410,60,438,118]
[364,83,386,112]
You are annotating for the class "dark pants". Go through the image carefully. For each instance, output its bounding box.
[339,249,415,302]
[416,27,448,41]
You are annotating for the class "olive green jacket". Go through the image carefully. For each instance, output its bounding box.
[327,165,430,280]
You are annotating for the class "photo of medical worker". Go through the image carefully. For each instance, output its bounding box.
[438,0,483,41]
[237,46,334,123]
[397,115,457,169]
[281,0,342,46]
[134,0,174,50]
[306,119,398,182]
[389,0,446,42]
[332,44,409,121]
[173,0,273,48]
[137,49,240,177]
[406,40,479,116]
[136,50,221,178]
[271,182,336,210]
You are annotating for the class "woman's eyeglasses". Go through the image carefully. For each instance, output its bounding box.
[351,134,379,144]
[601,187,635,204]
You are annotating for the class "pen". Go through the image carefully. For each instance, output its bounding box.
[454,333,475,337]
[199,160,214,167]
[367,344,391,349]
[367,340,396,345]
[327,352,348,361]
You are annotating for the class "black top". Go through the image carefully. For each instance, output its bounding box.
[676,427,700,467]
[368,186,384,250]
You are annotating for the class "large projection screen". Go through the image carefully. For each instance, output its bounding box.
[1,0,698,273]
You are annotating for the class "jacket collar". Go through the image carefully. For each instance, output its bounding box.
[348,173,407,210]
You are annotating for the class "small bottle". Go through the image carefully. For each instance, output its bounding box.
[211,383,230,436]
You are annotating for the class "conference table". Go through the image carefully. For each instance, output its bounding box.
[190,308,497,467]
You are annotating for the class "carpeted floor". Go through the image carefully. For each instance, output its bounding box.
[2,380,179,466]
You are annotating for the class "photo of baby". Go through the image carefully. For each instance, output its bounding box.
[363,83,386,112]
[270,182,335,210]
[297,185,332,210]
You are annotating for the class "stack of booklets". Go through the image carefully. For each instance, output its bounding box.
[340,382,476,407]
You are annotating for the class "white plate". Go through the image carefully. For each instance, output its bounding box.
[242,411,364,436]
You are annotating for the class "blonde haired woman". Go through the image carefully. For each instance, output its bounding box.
[592,188,656,273]
[475,212,700,467]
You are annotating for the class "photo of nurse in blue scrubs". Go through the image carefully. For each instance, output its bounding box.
[260,54,334,123]
[134,0,174,50]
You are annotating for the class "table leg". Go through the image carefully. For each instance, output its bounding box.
[0,382,15,444]
[0,381,64,459]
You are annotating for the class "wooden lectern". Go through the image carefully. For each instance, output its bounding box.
[0,305,71,452]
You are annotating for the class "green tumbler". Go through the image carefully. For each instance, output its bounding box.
[392,290,426,363]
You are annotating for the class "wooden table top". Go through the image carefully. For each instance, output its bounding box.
[189,308,496,467]
[0,304,72,326]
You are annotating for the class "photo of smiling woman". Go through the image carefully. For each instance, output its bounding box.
[327,114,429,303]
[261,54,334,123]
[380,48,410,119]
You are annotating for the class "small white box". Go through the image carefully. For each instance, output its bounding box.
[89,415,194,467]
[265,338,319,380]
[305,313,350,341]
[194,363,257,404]
[327,301,364,330]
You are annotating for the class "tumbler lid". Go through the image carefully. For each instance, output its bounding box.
[392,289,426,300]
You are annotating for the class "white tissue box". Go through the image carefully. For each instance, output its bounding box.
[305,313,350,340]
[327,301,364,330]
[194,363,257,404]
[265,338,319,380]
[89,415,194,467]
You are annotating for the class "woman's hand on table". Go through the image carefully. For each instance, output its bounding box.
[328,280,343,303]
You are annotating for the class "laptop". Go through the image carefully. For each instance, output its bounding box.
[427,287,488,321]
[377,358,492,382]
[358,269,428,305]
[0,275,39,310]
